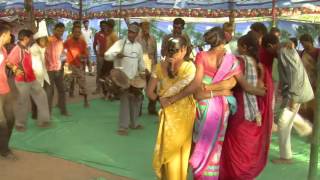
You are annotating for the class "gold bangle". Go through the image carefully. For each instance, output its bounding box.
[12,66,18,73]
[202,84,206,90]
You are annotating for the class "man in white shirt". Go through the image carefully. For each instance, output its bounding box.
[81,20,93,75]
[104,23,145,136]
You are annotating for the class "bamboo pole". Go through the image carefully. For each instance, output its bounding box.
[271,0,277,27]
[228,1,235,25]
[79,0,83,22]
[227,0,235,39]
[308,73,320,179]
[118,0,122,37]
[24,0,36,32]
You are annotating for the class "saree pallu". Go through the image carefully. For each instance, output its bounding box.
[190,53,241,180]
[219,62,274,180]
[153,61,196,180]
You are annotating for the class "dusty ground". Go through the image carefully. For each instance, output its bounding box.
[0,150,131,180]
[0,74,132,180]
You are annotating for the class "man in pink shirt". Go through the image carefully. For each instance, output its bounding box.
[45,23,69,116]
[0,24,17,159]
[7,29,50,131]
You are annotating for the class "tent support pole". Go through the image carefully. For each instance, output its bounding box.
[272,0,277,27]
[24,0,36,32]
[118,0,122,37]
[308,73,320,180]
[228,1,235,36]
[79,0,83,22]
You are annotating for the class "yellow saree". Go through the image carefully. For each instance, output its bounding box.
[152,61,196,180]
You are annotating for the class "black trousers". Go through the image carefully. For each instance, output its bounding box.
[146,72,156,113]
[100,61,114,96]
[0,79,17,156]
[44,71,67,114]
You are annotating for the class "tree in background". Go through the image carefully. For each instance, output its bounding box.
[295,24,320,40]
[280,29,291,42]
[150,20,166,44]
[114,20,127,38]
[234,32,243,39]
[184,23,198,46]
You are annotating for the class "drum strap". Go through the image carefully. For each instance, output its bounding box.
[118,39,127,67]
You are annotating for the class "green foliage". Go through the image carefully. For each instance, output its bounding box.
[280,29,292,42]
[234,32,243,39]
[45,18,58,34]
[90,27,97,35]
[295,24,320,40]
[65,21,73,36]
[150,20,166,43]
[184,23,203,46]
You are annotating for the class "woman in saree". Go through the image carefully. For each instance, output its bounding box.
[219,33,272,179]
[148,36,196,180]
[160,27,265,179]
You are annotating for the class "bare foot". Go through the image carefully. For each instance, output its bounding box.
[0,152,18,161]
[37,122,52,129]
[271,158,293,164]
[15,126,27,132]
[129,124,144,130]
[117,129,128,136]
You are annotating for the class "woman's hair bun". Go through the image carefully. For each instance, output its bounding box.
[203,27,226,48]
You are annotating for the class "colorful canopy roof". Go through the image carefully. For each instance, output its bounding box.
[0,0,319,19]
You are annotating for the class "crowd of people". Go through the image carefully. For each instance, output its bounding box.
[0,17,319,180]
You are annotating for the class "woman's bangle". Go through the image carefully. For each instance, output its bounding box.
[202,84,206,90]
[210,91,213,98]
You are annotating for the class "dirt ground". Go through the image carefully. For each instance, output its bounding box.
[0,150,131,180]
[0,74,132,180]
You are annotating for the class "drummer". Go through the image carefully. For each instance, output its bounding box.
[104,23,145,136]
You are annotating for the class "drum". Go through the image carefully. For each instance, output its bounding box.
[128,75,146,96]
[99,68,130,97]
[129,75,146,89]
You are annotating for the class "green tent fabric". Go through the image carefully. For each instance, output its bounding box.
[10,99,320,180]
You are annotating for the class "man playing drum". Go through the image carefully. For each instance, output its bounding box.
[104,23,145,136]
